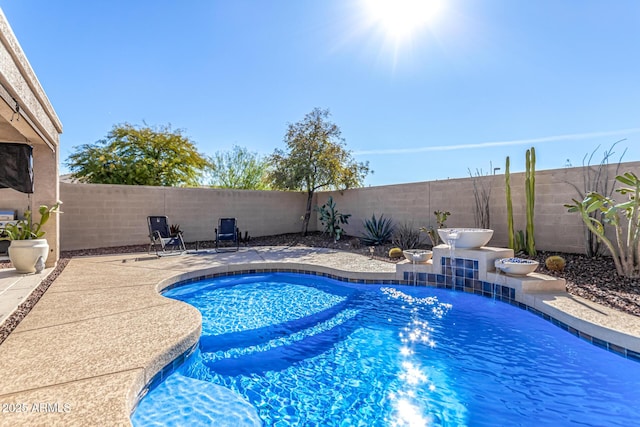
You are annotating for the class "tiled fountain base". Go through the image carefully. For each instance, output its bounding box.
[395,245,566,304]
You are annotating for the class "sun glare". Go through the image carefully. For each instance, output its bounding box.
[362,0,443,41]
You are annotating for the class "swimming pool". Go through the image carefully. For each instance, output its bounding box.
[132,272,640,426]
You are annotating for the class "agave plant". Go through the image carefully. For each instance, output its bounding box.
[169,224,182,237]
[360,213,394,246]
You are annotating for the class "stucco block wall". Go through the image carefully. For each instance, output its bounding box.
[320,161,639,254]
[59,183,312,251]
[58,161,639,254]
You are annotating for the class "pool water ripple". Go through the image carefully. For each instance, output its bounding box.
[132,273,640,427]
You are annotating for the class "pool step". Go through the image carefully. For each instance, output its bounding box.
[201,307,363,376]
[132,373,262,426]
[199,298,352,353]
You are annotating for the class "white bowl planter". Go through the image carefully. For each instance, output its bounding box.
[403,249,433,263]
[9,239,49,273]
[438,228,494,249]
[495,257,539,276]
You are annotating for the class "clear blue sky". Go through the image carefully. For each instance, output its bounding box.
[2,1,639,186]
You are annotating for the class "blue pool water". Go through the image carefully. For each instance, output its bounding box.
[132,273,640,426]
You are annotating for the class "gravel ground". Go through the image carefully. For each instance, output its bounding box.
[528,251,640,316]
[1,232,639,322]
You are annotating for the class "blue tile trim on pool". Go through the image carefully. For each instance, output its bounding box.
[147,266,640,409]
[147,342,198,392]
[132,341,198,414]
[404,271,515,303]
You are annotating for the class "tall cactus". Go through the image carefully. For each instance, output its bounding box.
[525,147,536,256]
[505,156,515,250]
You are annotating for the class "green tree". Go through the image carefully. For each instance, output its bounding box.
[66,123,209,186]
[268,108,370,235]
[205,145,270,189]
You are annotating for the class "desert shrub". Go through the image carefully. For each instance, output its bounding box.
[315,196,351,241]
[567,140,626,257]
[566,171,640,278]
[392,222,424,249]
[419,210,450,246]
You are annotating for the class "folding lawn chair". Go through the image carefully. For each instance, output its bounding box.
[215,217,240,252]
[147,216,186,255]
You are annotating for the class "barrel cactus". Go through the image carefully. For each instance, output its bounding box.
[545,255,566,272]
[389,247,403,259]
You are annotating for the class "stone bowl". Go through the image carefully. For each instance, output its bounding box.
[403,249,433,263]
[495,257,539,276]
[437,228,494,249]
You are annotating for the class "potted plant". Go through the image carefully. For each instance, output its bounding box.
[0,202,61,273]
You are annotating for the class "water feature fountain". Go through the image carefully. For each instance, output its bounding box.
[395,228,565,303]
[444,230,459,280]
[494,258,540,276]
[437,228,493,249]
[403,250,432,286]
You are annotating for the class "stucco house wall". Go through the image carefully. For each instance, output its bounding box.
[0,8,62,267]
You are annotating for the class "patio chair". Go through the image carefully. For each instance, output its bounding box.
[215,218,240,252]
[147,215,186,255]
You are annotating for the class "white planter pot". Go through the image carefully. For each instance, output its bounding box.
[8,239,49,274]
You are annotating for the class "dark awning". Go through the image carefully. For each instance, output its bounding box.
[0,142,33,193]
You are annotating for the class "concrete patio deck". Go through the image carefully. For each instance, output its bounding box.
[0,247,639,426]
[0,264,53,327]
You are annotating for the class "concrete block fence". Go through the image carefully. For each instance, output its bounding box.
[322,161,640,254]
[57,161,640,253]
[59,183,312,251]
